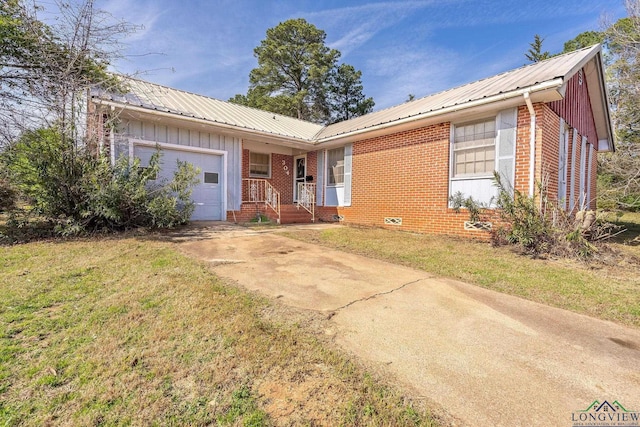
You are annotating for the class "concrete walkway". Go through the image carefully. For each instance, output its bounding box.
[177,223,640,427]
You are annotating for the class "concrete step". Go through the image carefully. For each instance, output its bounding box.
[277,205,314,224]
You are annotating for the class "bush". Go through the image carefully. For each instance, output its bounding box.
[493,173,616,258]
[493,174,554,255]
[0,177,17,212]
[3,127,199,239]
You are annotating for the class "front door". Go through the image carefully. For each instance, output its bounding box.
[293,155,306,202]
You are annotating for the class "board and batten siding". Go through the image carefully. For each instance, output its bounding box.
[547,69,598,148]
[115,119,243,211]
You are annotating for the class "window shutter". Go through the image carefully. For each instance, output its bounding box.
[496,108,517,194]
[586,142,593,208]
[343,144,353,206]
[579,136,588,209]
[558,119,568,204]
[569,130,578,211]
[316,150,324,206]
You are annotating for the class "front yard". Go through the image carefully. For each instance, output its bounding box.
[0,236,438,426]
[2,211,638,425]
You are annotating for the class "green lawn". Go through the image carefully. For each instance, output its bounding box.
[0,236,438,426]
[283,222,640,328]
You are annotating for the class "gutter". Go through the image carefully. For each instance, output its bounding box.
[523,91,536,197]
[92,98,316,149]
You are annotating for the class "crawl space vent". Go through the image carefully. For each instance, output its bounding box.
[464,221,492,231]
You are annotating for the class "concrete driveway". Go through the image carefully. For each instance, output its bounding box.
[177,223,640,427]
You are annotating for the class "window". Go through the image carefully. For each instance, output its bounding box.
[453,119,496,177]
[327,147,344,185]
[204,172,218,184]
[249,152,270,178]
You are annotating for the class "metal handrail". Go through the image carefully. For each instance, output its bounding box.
[242,179,281,223]
[297,183,316,222]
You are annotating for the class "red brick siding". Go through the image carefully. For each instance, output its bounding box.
[242,148,295,204]
[538,105,561,203]
[334,123,481,236]
[231,99,598,233]
[515,105,531,195]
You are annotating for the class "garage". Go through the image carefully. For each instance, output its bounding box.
[134,144,226,221]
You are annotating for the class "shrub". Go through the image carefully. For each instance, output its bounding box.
[493,172,618,258]
[451,173,619,258]
[0,177,17,212]
[449,191,484,223]
[493,174,554,255]
[3,127,199,239]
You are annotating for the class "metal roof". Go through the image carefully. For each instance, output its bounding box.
[93,79,324,142]
[93,44,609,146]
[316,45,602,141]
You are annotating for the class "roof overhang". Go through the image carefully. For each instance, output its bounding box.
[93,45,615,153]
[92,98,316,150]
[313,79,564,147]
[557,45,615,152]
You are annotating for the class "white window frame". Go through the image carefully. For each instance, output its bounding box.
[249,151,271,178]
[326,147,345,187]
[451,118,497,180]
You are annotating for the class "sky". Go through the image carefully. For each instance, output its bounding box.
[93,0,627,111]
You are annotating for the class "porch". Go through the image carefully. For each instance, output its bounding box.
[233,179,317,224]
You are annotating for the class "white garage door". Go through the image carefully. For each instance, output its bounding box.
[135,145,224,221]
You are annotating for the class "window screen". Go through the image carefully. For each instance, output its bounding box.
[327,147,345,185]
[453,119,496,177]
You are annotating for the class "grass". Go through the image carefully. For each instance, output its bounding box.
[282,218,640,329]
[0,235,440,426]
[603,210,640,254]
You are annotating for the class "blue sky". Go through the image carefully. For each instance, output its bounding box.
[97,0,627,110]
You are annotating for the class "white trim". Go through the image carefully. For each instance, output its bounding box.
[586,143,593,208]
[569,129,578,211]
[130,138,228,218]
[131,138,227,156]
[579,136,588,209]
[558,120,569,205]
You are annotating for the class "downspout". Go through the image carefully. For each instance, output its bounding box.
[109,105,116,166]
[523,92,536,197]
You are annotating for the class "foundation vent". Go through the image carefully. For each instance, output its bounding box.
[384,217,402,225]
[464,221,492,231]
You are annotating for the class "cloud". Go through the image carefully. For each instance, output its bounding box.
[99,0,163,42]
[301,1,446,56]
[362,44,463,109]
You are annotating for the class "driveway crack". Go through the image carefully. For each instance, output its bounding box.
[330,277,429,314]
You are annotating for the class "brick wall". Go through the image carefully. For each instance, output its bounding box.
[241,148,295,204]
[516,103,597,212]
[232,102,598,233]
[539,104,561,203]
[332,122,482,236]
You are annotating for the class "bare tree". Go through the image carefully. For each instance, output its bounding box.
[0,0,136,149]
[598,0,640,210]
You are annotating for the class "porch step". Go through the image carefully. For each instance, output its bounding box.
[278,205,314,224]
